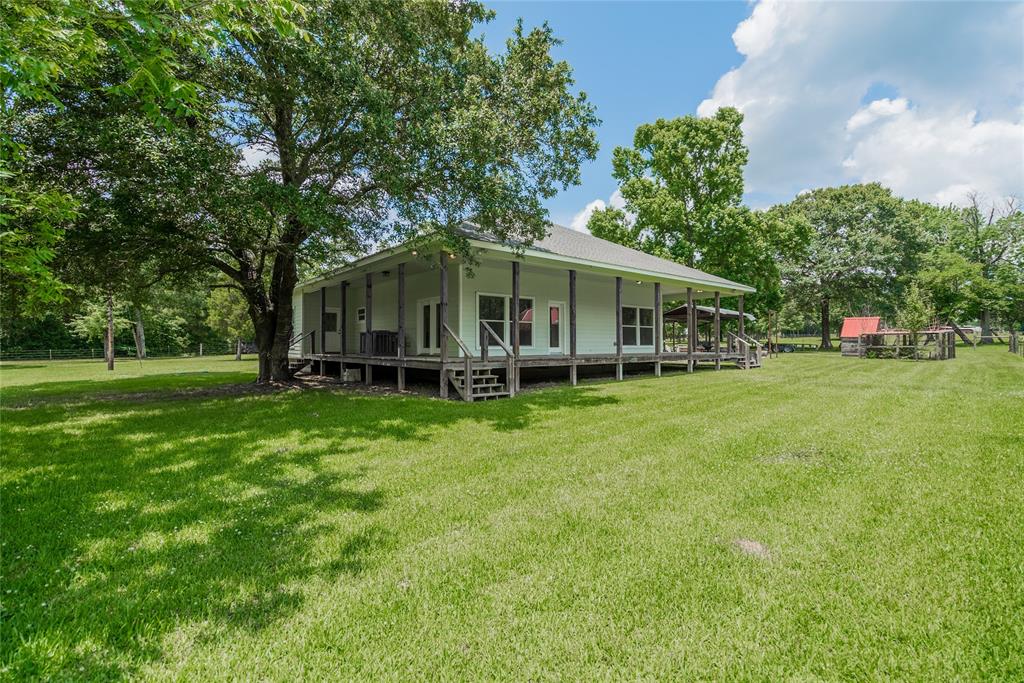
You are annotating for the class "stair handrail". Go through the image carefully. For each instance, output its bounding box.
[441,323,475,402]
[741,332,764,357]
[728,331,752,368]
[480,321,516,397]
[442,323,474,358]
[479,322,513,356]
[287,329,316,354]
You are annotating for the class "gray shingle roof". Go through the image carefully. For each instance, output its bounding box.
[460,222,753,292]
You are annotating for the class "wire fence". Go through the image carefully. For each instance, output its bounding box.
[0,341,254,362]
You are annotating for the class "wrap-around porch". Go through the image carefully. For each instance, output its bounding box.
[292,251,762,402]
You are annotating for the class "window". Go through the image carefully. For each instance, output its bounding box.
[356,307,366,322]
[479,295,505,346]
[514,297,533,347]
[477,294,534,348]
[323,311,338,331]
[621,306,655,347]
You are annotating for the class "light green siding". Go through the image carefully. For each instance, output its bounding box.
[298,263,460,356]
[458,258,657,356]
[296,253,663,358]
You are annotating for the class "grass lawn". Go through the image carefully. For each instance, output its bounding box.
[0,355,258,403]
[2,348,1022,679]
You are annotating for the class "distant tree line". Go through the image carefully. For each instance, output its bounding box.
[588,110,1023,348]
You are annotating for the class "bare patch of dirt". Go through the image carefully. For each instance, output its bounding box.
[759,447,823,464]
[733,538,771,560]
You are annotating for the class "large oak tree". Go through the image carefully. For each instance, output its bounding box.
[771,183,922,348]
[11,0,599,381]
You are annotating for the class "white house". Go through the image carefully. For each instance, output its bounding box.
[290,223,759,401]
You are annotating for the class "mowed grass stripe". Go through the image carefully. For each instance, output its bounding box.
[1,348,1022,679]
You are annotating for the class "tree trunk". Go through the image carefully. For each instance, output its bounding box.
[133,307,147,359]
[820,297,832,349]
[250,249,298,383]
[980,308,993,344]
[105,294,115,371]
[235,338,242,361]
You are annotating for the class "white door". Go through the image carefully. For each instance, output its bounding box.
[548,302,565,354]
[417,297,441,354]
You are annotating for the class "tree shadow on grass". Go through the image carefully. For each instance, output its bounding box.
[1,372,257,405]
[0,384,618,677]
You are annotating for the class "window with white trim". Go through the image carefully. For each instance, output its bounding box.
[478,295,505,346]
[621,306,655,346]
[477,294,534,348]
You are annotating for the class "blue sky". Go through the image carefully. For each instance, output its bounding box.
[480,1,751,227]
[480,1,1024,229]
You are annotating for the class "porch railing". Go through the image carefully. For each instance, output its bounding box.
[480,321,517,396]
[727,332,753,368]
[440,322,517,401]
[740,332,763,358]
[442,323,475,402]
[288,329,316,355]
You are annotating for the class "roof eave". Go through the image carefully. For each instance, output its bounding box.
[469,238,756,295]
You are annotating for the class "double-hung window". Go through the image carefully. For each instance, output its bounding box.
[478,295,506,346]
[478,294,534,348]
[621,306,655,346]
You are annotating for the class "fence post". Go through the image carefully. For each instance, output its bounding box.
[49,349,52,360]
[199,343,203,357]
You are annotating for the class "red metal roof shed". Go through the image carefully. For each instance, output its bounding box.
[840,316,881,339]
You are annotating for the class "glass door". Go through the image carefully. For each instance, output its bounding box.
[548,302,564,353]
[418,297,441,354]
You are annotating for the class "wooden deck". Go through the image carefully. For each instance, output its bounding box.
[297,348,759,377]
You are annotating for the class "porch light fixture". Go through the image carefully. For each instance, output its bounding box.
[411,249,418,256]
[635,280,642,285]
[448,252,456,259]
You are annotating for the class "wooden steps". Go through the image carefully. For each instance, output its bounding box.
[288,358,312,375]
[449,368,509,401]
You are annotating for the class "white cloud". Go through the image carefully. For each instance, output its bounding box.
[699,0,1024,206]
[569,188,626,232]
[239,143,277,169]
[845,98,909,132]
[570,199,605,232]
[843,108,1024,205]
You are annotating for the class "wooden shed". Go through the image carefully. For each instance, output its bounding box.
[840,317,881,357]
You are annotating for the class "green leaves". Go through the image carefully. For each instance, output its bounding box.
[588,107,778,318]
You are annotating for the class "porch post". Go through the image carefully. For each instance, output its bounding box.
[738,294,745,338]
[439,252,449,399]
[654,282,662,377]
[714,291,722,371]
[615,276,623,380]
[511,260,520,391]
[365,272,373,385]
[686,287,694,373]
[340,281,348,357]
[319,285,326,376]
[569,269,577,386]
[397,263,406,391]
